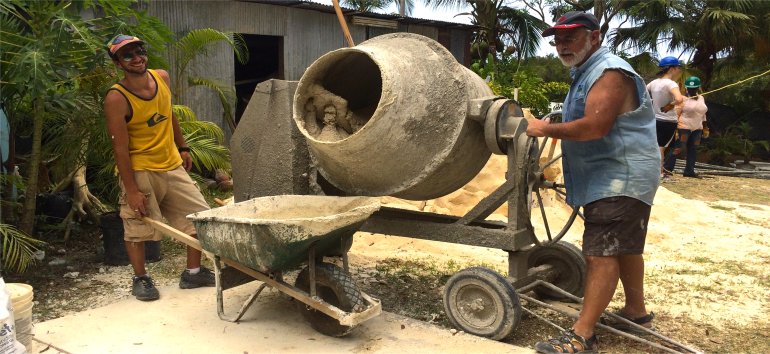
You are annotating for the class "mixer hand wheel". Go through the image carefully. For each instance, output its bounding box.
[524,112,582,246]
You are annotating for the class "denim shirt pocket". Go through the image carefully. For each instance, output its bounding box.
[567,84,587,120]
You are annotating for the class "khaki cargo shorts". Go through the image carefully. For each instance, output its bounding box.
[118,166,209,242]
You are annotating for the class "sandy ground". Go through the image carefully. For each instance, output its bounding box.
[19,154,770,353]
[32,283,531,354]
[352,154,770,341]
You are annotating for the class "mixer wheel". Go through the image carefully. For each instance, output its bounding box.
[527,241,586,300]
[295,262,364,337]
[443,267,522,340]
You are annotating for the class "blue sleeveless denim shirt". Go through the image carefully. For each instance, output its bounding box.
[561,47,660,206]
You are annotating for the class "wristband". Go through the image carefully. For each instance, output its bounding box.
[178,147,191,153]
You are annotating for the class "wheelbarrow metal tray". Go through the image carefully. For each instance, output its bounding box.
[188,195,381,273]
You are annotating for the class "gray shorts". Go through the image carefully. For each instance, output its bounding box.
[582,196,651,256]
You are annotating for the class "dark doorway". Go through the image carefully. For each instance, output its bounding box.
[234,34,283,124]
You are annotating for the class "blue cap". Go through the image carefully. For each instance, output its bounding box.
[659,56,681,68]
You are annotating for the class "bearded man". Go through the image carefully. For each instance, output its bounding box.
[526,12,661,353]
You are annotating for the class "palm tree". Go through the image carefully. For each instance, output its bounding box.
[0,2,234,272]
[0,1,157,237]
[167,28,248,133]
[607,0,760,89]
[342,0,415,15]
[426,0,547,64]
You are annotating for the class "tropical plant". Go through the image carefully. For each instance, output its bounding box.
[726,121,770,168]
[342,0,415,15]
[0,1,174,243]
[426,0,547,64]
[167,28,248,133]
[607,0,764,89]
[471,53,568,116]
[0,1,235,272]
[702,132,740,165]
[0,223,46,273]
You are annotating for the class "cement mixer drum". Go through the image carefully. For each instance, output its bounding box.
[293,33,493,200]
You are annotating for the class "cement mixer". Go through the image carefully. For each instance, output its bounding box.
[231,33,584,341]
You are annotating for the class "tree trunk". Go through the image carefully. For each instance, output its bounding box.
[19,98,45,235]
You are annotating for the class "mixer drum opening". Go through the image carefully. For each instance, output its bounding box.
[296,52,382,142]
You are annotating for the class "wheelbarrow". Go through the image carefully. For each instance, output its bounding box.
[143,195,382,337]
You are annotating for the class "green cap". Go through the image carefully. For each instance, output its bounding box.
[684,76,701,88]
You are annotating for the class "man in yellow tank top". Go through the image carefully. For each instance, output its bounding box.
[104,35,214,301]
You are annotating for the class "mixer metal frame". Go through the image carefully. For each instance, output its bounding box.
[361,102,578,285]
[353,100,588,339]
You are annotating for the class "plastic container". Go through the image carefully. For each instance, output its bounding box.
[100,212,161,265]
[5,282,33,352]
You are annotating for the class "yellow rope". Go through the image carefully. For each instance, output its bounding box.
[698,68,770,97]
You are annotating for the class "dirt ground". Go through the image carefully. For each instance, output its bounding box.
[7,169,770,353]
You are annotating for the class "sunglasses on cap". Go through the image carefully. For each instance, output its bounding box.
[548,29,592,46]
[120,48,148,62]
[107,34,145,56]
[110,34,136,45]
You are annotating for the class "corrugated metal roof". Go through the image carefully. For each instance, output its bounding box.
[242,0,477,29]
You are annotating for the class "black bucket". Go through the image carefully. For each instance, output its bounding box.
[100,212,161,265]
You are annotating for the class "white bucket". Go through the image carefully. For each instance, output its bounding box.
[6,283,34,350]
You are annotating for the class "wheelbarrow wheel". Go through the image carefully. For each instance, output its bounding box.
[527,241,586,300]
[295,262,364,337]
[443,267,521,340]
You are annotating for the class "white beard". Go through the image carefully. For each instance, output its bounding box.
[558,38,593,67]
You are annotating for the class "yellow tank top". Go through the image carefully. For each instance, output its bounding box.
[109,69,182,172]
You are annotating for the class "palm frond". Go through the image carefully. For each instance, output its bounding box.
[423,0,468,11]
[172,104,198,122]
[173,29,247,81]
[187,76,237,132]
[180,120,225,143]
[183,134,231,173]
[1,223,46,273]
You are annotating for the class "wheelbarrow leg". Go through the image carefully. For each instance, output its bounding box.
[308,245,317,297]
[215,256,267,322]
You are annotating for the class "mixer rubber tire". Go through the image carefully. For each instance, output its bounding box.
[294,262,364,337]
[527,241,586,300]
[443,267,522,340]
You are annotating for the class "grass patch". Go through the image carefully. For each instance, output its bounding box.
[359,258,507,327]
[689,256,712,264]
[708,204,734,211]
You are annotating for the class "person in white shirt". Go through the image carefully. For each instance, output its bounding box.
[663,76,708,178]
[646,56,684,178]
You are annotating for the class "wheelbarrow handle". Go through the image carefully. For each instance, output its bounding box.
[141,217,203,252]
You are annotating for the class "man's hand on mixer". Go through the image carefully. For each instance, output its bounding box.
[526,117,551,137]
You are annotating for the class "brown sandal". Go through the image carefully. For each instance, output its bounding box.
[534,329,598,353]
[601,310,655,335]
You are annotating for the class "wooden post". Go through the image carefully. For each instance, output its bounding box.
[332,0,355,47]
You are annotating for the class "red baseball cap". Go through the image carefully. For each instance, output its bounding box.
[542,11,600,37]
[107,34,145,56]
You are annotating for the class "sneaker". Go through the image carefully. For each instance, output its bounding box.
[683,173,702,179]
[179,267,215,289]
[534,329,598,353]
[132,275,160,301]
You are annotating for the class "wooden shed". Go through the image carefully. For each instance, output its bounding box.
[143,0,476,134]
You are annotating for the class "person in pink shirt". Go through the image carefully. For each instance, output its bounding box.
[663,76,708,178]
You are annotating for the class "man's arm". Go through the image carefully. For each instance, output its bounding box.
[104,90,147,215]
[527,69,638,141]
[156,69,193,171]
